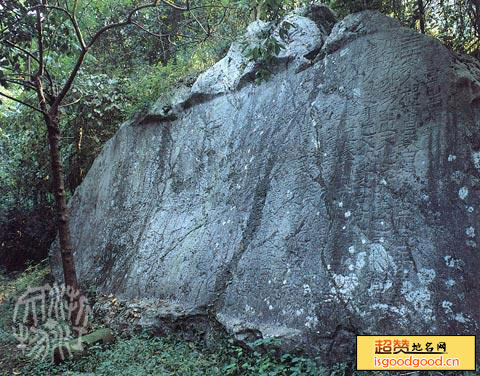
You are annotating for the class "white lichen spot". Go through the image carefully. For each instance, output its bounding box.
[356,252,367,270]
[338,202,343,208]
[459,187,469,200]
[268,280,271,284]
[333,274,359,298]
[303,284,312,295]
[401,280,434,321]
[371,303,389,310]
[344,211,351,218]
[466,227,475,238]
[368,280,393,296]
[283,280,287,285]
[444,255,456,268]
[342,226,346,230]
[326,264,331,270]
[444,255,464,268]
[348,264,354,271]
[466,240,477,248]
[361,238,367,245]
[467,206,474,213]
[316,211,320,216]
[295,308,304,316]
[472,151,480,170]
[368,243,395,273]
[269,305,273,310]
[245,304,255,314]
[353,88,361,97]
[380,178,387,185]
[311,101,316,107]
[380,221,385,226]
[418,268,436,284]
[454,313,469,323]
[348,246,355,254]
[370,304,409,326]
[448,154,457,162]
[442,300,453,315]
[379,237,385,243]
[305,315,318,328]
[445,279,456,287]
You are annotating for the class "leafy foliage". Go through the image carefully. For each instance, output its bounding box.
[0,0,478,268]
[0,0,244,271]
[241,22,287,82]
[2,266,480,375]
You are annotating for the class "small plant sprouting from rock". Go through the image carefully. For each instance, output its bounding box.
[241,20,294,82]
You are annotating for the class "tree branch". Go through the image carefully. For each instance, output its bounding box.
[131,21,195,40]
[52,2,162,109]
[59,95,83,108]
[2,40,55,91]
[3,40,41,64]
[0,91,46,115]
[160,0,189,11]
[45,4,87,50]
[35,6,45,77]
[3,78,37,91]
[50,1,192,110]
[72,0,79,15]
[86,2,160,48]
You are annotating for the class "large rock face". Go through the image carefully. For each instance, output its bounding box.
[51,8,480,362]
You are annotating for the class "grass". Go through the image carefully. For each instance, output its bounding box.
[0,262,329,375]
[1,262,478,375]
[0,260,52,375]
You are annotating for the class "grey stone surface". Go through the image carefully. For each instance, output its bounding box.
[51,8,480,362]
[191,5,335,96]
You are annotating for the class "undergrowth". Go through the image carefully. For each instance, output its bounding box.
[1,262,479,375]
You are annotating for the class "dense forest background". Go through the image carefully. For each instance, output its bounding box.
[0,0,479,272]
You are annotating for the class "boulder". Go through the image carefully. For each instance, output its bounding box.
[51,8,480,363]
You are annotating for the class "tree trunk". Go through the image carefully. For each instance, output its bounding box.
[45,112,79,291]
[158,7,182,65]
[34,74,84,328]
[251,6,258,21]
[34,77,80,296]
[45,111,87,329]
[417,0,426,34]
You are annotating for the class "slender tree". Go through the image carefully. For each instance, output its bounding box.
[0,0,192,326]
[416,0,426,33]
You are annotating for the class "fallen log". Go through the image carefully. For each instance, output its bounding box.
[53,328,115,364]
